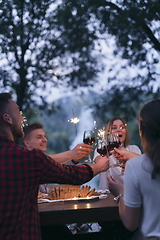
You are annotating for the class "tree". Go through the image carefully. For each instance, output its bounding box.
[54,0,160,127]
[0,0,101,111]
[56,0,159,88]
[0,0,159,114]
[91,86,160,124]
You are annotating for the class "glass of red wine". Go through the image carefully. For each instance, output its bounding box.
[107,133,122,168]
[97,137,108,157]
[83,130,95,162]
[107,133,121,152]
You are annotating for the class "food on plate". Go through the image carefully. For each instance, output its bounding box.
[38,192,47,199]
[47,184,101,200]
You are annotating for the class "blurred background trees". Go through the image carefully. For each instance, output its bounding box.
[0,0,100,111]
[0,0,159,153]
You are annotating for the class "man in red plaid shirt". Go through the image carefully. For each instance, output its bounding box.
[0,93,109,240]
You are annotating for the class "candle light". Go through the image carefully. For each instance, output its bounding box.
[86,203,91,209]
[74,204,78,210]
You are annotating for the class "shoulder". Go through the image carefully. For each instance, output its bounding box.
[126,154,152,179]
[127,153,148,167]
[17,145,44,156]
[126,145,142,154]
[17,145,47,163]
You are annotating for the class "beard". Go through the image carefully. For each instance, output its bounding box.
[11,122,24,140]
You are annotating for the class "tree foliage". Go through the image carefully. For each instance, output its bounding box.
[56,0,160,87]
[91,86,159,125]
[0,0,159,114]
[0,0,100,110]
[55,0,160,128]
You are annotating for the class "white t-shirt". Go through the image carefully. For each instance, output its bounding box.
[124,154,160,237]
[93,145,141,190]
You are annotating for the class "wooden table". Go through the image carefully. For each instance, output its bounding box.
[38,193,120,226]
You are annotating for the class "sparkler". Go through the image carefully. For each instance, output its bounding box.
[20,111,28,127]
[97,127,106,138]
[69,117,80,124]
[68,109,80,136]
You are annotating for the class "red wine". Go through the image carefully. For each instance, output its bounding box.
[107,141,121,152]
[97,146,107,156]
[83,137,95,145]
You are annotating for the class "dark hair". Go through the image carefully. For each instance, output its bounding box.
[0,93,12,122]
[139,99,160,179]
[0,93,12,108]
[106,117,130,147]
[23,123,43,140]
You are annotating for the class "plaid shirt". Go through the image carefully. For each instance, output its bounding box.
[0,136,93,240]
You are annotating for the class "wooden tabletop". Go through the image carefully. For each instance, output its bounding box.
[38,193,120,226]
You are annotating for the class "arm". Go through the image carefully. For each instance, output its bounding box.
[107,175,140,231]
[113,147,141,161]
[39,149,109,185]
[48,143,93,164]
[91,155,109,177]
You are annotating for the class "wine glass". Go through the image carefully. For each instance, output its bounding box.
[97,136,120,171]
[107,133,122,168]
[83,130,95,162]
[107,133,121,152]
[117,154,126,176]
[97,137,108,157]
[118,161,126,176]
[107,133,126,175]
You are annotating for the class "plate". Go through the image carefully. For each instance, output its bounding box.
[97,189,110,194]
[38,196,100,204]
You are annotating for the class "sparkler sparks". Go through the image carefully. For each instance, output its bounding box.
[20,111,28,127]
[68,116,80,136]
[68,117,80,124]
[97,128,106,138]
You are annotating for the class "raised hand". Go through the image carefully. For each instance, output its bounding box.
[91,155,110,176]
[113,147,141,161]
[70,144,93,161]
